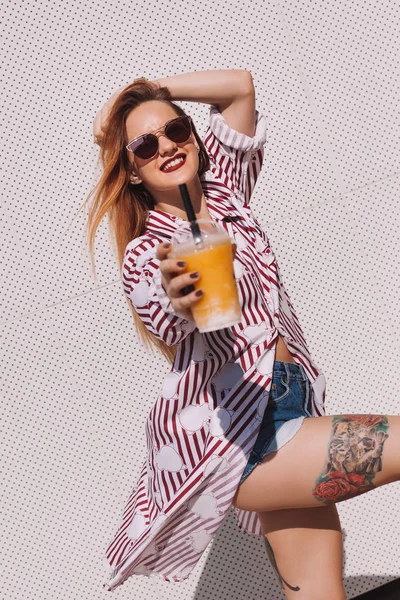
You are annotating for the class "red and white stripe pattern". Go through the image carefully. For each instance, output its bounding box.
[204,105,266,206]
[103,107,326,591]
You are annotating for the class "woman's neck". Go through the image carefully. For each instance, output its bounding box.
[153,180,211,221]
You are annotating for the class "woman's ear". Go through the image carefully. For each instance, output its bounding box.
[129,166,142,185]
[130,174,142,185]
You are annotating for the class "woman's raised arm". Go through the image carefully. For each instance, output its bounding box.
[156,69,256,137]
[93,69,256,145]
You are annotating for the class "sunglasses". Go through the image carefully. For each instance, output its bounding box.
[126,115,193,159]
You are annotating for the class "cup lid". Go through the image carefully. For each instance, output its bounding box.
[170,218,229,253]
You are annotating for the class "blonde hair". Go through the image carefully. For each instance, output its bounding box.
[84,80,210,363]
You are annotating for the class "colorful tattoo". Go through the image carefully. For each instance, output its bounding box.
[312,415,389,504]
[263,537,300,592]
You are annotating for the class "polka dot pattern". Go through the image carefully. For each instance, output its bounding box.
[1,0,399,598]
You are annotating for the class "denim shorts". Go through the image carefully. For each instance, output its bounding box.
[239,360,314,484]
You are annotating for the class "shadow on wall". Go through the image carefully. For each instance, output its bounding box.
[353,577,400,600]
[192,510,398,600]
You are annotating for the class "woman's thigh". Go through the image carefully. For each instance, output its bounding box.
[257,504,346,600]
[232,413,400,512]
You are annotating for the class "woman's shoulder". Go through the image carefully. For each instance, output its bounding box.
[124,233,162,262]
[204,104,268,155]
[200,105,267,205]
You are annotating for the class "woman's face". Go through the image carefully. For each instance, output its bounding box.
[125,100,200,194]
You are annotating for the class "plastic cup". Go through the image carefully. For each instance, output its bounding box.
[168,219,242,332]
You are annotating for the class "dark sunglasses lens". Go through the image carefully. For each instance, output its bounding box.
[166,117,192,143]
[134,134,158,159]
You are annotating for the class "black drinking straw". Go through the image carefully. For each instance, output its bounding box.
[179,184,203,245]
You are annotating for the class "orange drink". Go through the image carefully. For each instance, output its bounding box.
[169,219,241,332]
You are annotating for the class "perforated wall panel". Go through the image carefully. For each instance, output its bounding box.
[1,1,399,599]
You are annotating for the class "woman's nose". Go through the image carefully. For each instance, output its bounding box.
[157,133,177,155]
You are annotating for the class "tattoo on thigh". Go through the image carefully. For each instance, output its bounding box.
[312,415,389,504]
[263,537,300,592]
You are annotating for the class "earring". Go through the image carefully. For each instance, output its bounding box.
[130,173,141,185]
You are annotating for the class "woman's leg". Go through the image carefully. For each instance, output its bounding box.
[232,414,400,599]
[258,504,345,600]
[233,414,399,512]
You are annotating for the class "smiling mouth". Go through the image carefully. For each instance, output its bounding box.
[161,155,186,173]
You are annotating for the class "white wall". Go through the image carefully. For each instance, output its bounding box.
[1,1,399,598]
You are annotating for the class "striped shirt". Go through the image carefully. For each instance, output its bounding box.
[103,105,327,591]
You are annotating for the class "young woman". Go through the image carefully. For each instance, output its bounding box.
[87,70,399,599]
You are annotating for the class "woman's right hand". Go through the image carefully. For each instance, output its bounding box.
[155,242,203,321]
[93,80,161,146]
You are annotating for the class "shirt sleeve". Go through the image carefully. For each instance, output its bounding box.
[202,105,267,205]
[122,237,197,346]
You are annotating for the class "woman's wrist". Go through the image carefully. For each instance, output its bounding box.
[149,78,162,89]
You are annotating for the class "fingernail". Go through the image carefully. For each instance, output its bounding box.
[190,272,199,278]
[195,290,203,297]
[163,242,171,248]
[177,261,186,267]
